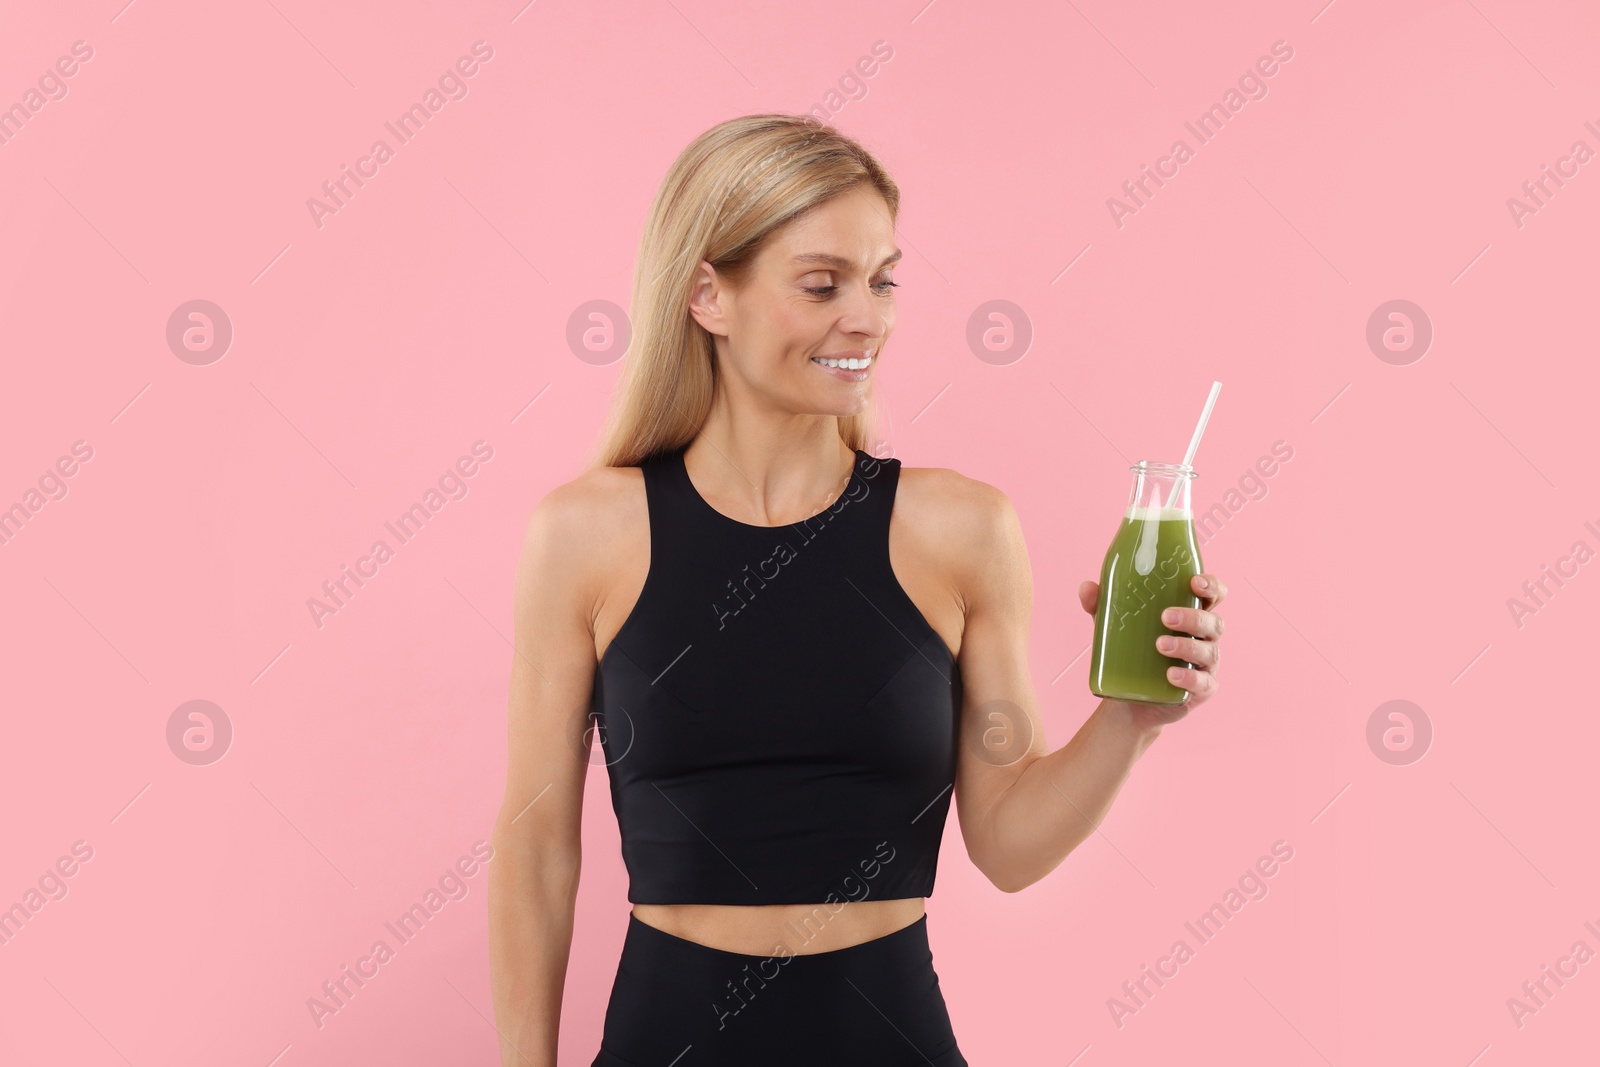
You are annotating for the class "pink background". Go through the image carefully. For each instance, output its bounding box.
[2,0,1595,1063]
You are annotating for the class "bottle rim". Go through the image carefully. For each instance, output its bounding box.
[1131,460,1196,477]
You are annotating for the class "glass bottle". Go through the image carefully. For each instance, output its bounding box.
[1088,461,1203,705]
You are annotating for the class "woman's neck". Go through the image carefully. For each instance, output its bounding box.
[682,422,856,527]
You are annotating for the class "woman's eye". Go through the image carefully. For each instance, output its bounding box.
[803,280,899,296]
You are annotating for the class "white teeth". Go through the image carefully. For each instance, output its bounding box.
[812,355,874,370]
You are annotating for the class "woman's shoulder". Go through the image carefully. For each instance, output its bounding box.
[894,460,1014,535]
[895,460,1027,610]
[529,462,642,526]
[518,462,646,580]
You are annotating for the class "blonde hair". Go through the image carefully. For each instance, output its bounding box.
[590,114,900,469]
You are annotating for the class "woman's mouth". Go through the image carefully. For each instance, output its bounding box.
[810,352,875,382]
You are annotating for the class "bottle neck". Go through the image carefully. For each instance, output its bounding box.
[1129,467,1193,515]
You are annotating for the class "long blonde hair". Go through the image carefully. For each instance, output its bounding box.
[590,114,900,469]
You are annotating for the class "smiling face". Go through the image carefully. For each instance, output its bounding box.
[688,187,900,420]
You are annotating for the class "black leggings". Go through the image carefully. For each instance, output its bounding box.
[592,911,967,1066]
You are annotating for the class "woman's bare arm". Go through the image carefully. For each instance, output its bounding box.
[488,473,620,1066]
[943,477,1225,893]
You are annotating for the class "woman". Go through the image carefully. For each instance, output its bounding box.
[488,114,1227,1066]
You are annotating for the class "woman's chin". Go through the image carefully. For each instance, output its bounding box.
[805,393,871,419]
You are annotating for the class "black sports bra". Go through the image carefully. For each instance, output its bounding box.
[589,443,961,905]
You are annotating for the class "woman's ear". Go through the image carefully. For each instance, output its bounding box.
[687,260,730,338]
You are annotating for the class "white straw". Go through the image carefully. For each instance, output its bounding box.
[1164,381,1222,509]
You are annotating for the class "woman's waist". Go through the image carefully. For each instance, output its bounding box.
[629,896,926,956]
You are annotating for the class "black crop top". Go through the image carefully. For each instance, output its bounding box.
[589,443,961,905]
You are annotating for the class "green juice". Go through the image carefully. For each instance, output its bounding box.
[1089,506,1203,705]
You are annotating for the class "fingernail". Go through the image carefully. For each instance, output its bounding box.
[1194,576,1208,591]
[1167,667,1183,682]
[1157,637,1175,652]
[1163,609,1180,625]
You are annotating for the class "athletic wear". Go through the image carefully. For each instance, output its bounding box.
[591,912,968,1066]
[590,444,961,905]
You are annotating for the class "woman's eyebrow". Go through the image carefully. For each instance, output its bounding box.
[791,250,903,269]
